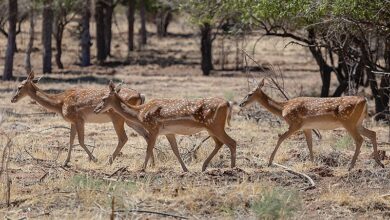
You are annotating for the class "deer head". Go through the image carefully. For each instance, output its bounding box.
[94,81,122,114]
[239,78,266,108]
[11,71,40,103]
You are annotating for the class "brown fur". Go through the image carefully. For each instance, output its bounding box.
[239,79,384,170]
[11,72,145,166]
[94,81,236,172]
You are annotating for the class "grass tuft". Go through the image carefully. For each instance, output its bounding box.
[334,135,354,150]
[70,174,137,193]
[251,188,301,219]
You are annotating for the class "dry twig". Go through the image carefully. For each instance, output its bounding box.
[0,134,12,207]
[115,209,188,219]
[273,162,315,191]
[36,125,70,133]
[109,166,128,178]
[191,136,211,159]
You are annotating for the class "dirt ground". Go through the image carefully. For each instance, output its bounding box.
[0,16,390,219]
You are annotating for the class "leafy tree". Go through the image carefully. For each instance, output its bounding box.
[178,0,227,75]
[212,0,390,120]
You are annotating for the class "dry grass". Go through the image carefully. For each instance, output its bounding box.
[0,17,389,219]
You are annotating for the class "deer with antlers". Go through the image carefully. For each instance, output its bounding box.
[11,71,147,166]
[94,81,236,172]
[239,79,384,170]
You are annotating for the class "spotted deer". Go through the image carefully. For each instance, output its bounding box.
[94,81,236,172]
[11,71,146,166]
[239,79,384,170]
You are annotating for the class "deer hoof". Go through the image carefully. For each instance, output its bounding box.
[63,161,70,167]
[107,157,114,165]
[378,161,385,168]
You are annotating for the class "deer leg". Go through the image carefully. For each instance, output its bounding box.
[142,134,157,171]
[124,121,155,166]
[75,121,97,162]
[358,126,385,168]
[64,124,76,166]
[344,126,363,171]
[268,126,299,166]
[166,134,189,172]
[303,129,314,162]
[214,130,236,169]
[207,107,237,169]
[109,117,128,165]
[202,136,223,171]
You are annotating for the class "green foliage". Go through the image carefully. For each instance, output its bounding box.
[178,0,220,25]
[251,188,301,219]
[52,0,81,16]
[331,0,388,22]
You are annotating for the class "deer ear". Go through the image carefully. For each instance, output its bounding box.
[27,71,35,80]
[115,84,122,93]
[108,80,115,92]
[115,81,123,93]
[32,76,43,84]
[258,78,265,88]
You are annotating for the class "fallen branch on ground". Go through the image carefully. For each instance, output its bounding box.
[5,111,56,117]
[273,162,315,191]
[115,209,188,219]
[36,126,70,133]
[108,167,128,178]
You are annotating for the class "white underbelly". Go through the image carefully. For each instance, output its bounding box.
[83,113,112,123]
[301,121,343,130]
[159,124,204,135]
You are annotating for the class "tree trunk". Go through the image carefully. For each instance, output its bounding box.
[3,0,17,80]
[357,39,385,121]
[24,1,34,74]
[127,0,135,54]
[376,37,390,121]
[139,0,147,46]
[104,0,113,57]
[200,23,213,76]
[42,0,53,73]
[95,0,106,64]
[307,29,332,97]
[156,9,171,38]
[80,0,91,67]
[54,25,64,69]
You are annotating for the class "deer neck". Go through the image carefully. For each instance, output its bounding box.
[257,92,284,117]
[111,97,143,125]
[27,84,64,113]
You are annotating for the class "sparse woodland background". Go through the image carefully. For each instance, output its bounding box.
[2,0,390,120]
[1,0,390,219]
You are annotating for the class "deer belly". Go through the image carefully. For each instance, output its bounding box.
[159,124,204,135]
[301,120,342,130]
[83,113,112,123]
